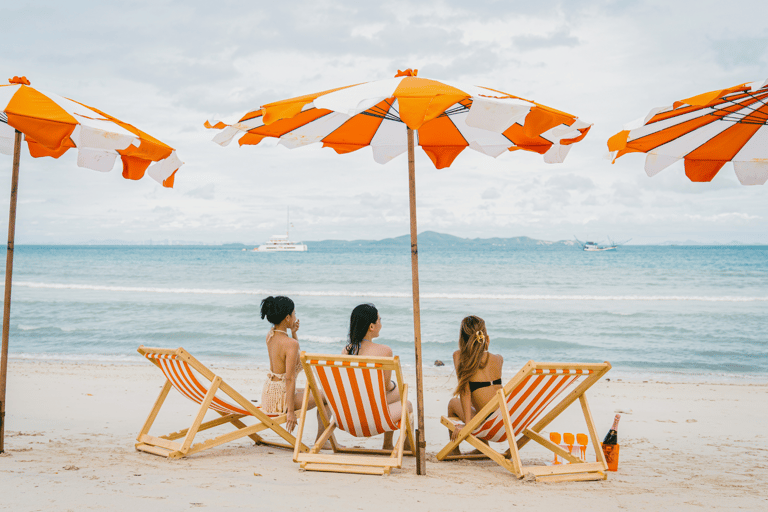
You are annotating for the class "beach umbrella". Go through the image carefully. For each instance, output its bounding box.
[0,76,183,453]
[607,79,768,185]
[206,69,591,474]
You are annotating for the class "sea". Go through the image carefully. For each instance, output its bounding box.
[5,241,768,383]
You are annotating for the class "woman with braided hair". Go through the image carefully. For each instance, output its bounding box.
[446,315,503,455]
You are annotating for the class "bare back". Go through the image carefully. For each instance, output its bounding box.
[267,331,299,375]
[453,350,503,412]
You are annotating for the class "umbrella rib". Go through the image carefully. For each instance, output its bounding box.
[708,91,768,125]
[0,112,7,124]
[362,99,402,122]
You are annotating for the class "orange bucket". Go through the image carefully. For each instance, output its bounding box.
[601,443,620,471]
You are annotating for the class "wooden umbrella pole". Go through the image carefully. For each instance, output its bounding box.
[0,129,22,454]
[406,127,426,474]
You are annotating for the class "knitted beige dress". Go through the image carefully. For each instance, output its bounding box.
[261,329,301,414]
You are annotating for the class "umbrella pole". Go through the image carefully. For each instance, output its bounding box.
[0,130,22,454]
[406,127,427,474]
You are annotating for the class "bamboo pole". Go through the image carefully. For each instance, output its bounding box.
[0,129,22,454]
[406,127,426,474]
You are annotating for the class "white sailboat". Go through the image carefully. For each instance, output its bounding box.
[254,207,308,252]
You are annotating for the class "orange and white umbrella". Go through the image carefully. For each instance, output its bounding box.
[0,76,182,186]
[207,69,591,167]
[607,79,768,185]
[206,69,591,474]
[0,76,182,453]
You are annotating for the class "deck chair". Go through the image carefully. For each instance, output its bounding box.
[292,352,416,475]
[136,346,307,459]
[437,360,611,483]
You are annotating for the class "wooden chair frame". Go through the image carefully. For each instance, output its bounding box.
[436,360,611,483]
[292,352,416,475]
[136,346,307,459]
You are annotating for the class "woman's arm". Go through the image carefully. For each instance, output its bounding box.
[283,341,300,432]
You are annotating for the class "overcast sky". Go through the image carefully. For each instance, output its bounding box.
[2,0,767,245]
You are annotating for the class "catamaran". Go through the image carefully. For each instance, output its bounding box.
[254,208,308,252]
[574,237,630,252]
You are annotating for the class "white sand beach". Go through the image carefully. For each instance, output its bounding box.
[1,360,766,511]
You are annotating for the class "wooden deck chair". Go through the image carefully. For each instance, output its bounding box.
[136,346,307,459]
[292,352,416,475]
[437,360,611,483]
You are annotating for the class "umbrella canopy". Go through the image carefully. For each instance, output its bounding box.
[0,76,183,453]
[0,76,182,186]
[206,69,591,167]
[207,69,591,473]
[607,79,768,185]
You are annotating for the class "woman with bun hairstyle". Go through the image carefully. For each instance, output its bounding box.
[344,303,412,450]
[446,315,503,455]
[260,295,329,442]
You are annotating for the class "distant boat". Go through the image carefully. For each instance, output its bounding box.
[574,237,630,252]
[254,234,308,252]
[254,207,308,252]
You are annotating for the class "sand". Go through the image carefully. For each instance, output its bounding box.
[1,359,766,511]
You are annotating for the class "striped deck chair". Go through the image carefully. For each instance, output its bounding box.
[437,361,611,482]
[136,346,306,459]
[292,352,416,475]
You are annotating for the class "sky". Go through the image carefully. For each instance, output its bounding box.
[1,0,767,245]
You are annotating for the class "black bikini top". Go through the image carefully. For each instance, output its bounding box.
[468,378,502,392]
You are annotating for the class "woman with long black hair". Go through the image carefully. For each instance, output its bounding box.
[344,303,412,450]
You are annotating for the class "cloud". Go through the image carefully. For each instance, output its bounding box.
[185,183,216,200]
[711,35,768,69]
[481,188,501,200]
[513,28,581,51]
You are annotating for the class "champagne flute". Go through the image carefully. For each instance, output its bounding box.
[564,433,575,463]
[549,432,561,465]
[576,433,588,460]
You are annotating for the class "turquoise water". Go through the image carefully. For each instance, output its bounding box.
[4,244,767,381]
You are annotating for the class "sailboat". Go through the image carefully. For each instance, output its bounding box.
[254,207,308,252]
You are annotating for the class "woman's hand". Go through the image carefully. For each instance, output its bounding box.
[286,410,297,433]
[451,422,465,442]
[291,318,300,338]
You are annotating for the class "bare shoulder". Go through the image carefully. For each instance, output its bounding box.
[375,343,393,358]
[452,350,461,365]
[490,352,503,367]
[281,336,300,352]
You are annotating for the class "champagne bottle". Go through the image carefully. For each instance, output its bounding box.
[603,414,621,445]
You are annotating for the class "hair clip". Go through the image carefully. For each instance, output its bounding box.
[475,331,486,344]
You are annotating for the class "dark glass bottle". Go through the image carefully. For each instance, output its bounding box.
[603,414,621,445]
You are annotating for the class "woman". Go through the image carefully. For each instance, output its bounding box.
[446,315,503,455]
[260,295,329,443]
[344,303,412,450]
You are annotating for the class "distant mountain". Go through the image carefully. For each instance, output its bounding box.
[308,231,578,248]
[658,240,747,246]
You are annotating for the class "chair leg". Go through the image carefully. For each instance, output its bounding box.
[293,386,312,462]
[180,376,221,454]
[137,380,172,442]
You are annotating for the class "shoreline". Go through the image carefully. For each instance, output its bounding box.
[8,353,768,385]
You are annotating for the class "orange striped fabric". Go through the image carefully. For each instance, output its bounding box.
[0,79,182,187]
[143,352,279,417]
[608,79,768,186]
[206,72,591,170]
[307,359,398,437]
[469,369,590,443]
